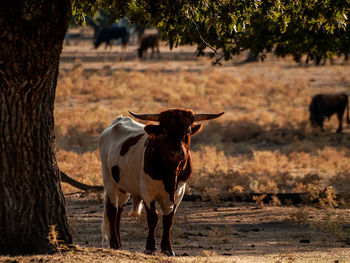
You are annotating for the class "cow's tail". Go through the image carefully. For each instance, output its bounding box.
[101,191,110,247]
[129,195,143,218]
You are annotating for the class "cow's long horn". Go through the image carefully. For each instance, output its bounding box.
[194,112,224,121]
[129,111,160,121]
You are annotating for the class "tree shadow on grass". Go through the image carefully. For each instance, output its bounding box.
[55,118,350,155]
[192,119,350,157]
[55,122,105,153]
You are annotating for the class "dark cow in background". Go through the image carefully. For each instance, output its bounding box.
[98,109,224,256]
[94,26,130,49]
[137,34,160,58]
[309,93,350,133]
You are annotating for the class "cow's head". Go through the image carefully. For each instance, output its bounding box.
[130,109,223,163]
[130,109,223,203]
[309,115,324,128]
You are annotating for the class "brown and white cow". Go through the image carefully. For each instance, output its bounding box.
[309,93,349,133]
[98,109,223,256]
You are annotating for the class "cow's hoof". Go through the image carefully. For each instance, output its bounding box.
[110,246,123,250]
[109,244,123,250]
[161,250,175,257]
[144,249,156,255]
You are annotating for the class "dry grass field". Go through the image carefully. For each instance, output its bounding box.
[56,28,350,203]
[3,28,350,262]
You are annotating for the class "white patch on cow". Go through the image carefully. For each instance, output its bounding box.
[99,117,145,206]
[141,174,173,215]
[141,174,187,215]
[174,181,186,212]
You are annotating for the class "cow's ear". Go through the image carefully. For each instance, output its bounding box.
[144,124,163,137]
[190,124,202,136]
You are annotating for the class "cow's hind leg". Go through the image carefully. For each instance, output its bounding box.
[115,191,130,249]
[144,201,158,254]
[161,207,175,256]
[105,195,122,249]
[115,206,123,248]
[337,111,344,133]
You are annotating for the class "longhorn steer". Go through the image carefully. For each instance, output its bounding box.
[98,109,223,256]
[309,93,350,133]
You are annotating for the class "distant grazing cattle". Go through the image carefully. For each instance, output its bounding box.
[98,109,224,256]
[309,93,349,133]
[94,26,130,49]
[137,34,159,58]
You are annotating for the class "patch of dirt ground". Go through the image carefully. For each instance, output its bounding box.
[4,195,349,262]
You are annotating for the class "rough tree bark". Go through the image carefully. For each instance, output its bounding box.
[0,0,72,255]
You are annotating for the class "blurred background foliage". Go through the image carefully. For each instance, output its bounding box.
[71,0,350,64]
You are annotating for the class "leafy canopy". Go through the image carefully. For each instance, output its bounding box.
[73,0,350,64]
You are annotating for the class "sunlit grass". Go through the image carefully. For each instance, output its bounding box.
[55,63,350,202]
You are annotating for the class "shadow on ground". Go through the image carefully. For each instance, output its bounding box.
[67,196,350,257]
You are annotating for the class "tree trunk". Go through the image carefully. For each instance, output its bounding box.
[0,0,72,255]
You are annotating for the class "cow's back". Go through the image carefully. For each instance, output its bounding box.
[141,34,158,48]
[316,94,347,116]
[111,26,127,38]
[99,116,144,153]
[97,26,128,41]
[99,116,146,196]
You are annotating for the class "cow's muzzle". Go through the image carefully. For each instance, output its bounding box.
[170,150,185,162]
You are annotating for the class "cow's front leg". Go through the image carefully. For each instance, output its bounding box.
[161,207,175,256]
[144,201,158,254]
[337,113,344,133]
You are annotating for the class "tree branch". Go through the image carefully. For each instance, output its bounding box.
[185,5,217,54]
